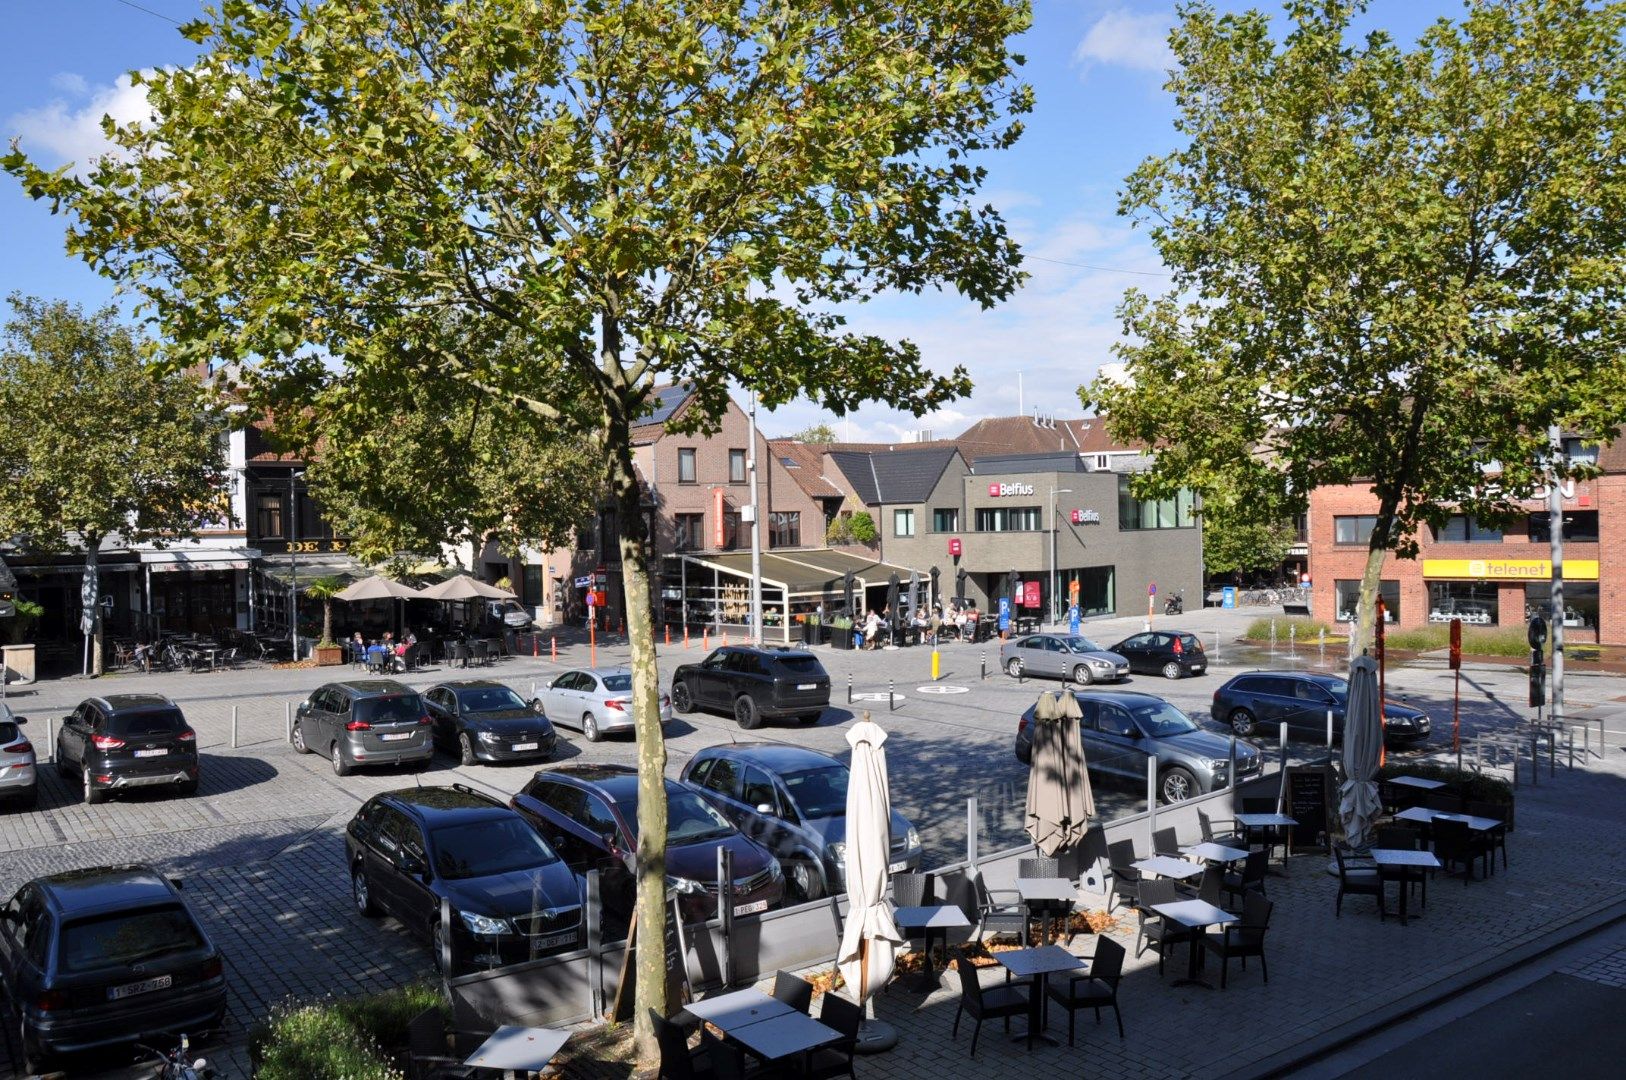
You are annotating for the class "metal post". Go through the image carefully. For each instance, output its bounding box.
[1475,733,1482,772]
[747,392,763,646]
[1146,758,1159,843]
[1531,732,1539,785]
[585,870,602,1019]
[980,652,986,680]
[1326,709,1334,752]
[1276,725,1289,812]
[1549,729,1557,777]
[1567,727,1575,770]
[847,673,853,704]
[717,846,735,988]
[231,705,238,749]
[289,469,300,661]
[888,680,895,712]
[285,701,292,743]
[1228,735,1237,791]
[1548,425,1566,730]
[46,717,54,763]
[966,796,979,867]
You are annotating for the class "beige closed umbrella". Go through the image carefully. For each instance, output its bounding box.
[418,574,515,601]
[1025,691,1095,856]
[335,575,422,602]
[837,716,905,1008]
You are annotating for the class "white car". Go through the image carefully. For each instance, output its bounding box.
[531,667,672,742]
[0,703,38,809]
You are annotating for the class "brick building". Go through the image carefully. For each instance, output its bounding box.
[1306,441,1626,644]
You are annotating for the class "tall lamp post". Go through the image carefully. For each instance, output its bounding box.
[289,469,304,660]
[1049,488,1072,628]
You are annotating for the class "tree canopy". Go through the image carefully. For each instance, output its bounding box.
[788,422,839,444]
[1089,0,1626,650]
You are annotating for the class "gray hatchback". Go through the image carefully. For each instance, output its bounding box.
[291,680,433,776]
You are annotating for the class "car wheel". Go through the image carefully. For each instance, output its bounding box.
[17,1016,47,1075]
[83,771,107,805]
[734,695,762,730]
[583,712,602,742]
[54,744,71,778]
[1005,657,1023,678]
[331,743,353,777]
[1072,664,1094,686]
[458,732,478,767]
[291,721,310,754]
[1160,766,1198,804]
[1161,660,1183,680]
[788,859,824,903]
[798,712,821,726]
[177,778,199,797]
[431,922,452,977]
[672,683,693,713]
[352,863,380,917]
[1228,708,1256,737]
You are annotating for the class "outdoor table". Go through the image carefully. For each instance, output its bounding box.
[1235,812,1298,869]
[894,904,971,990]
[993,944,1086,1048]
[725,1009,841,1065]
[1149,899,1238,989]
[1183,841,1249,866]
[1371,848,1442,925]
[1394,806,1502,832]
[681,988,793,1031]
[1016,878,1079,946]
[1388,775,1447,791]
[1132,856,1205,882]
[462,1024,570,1077]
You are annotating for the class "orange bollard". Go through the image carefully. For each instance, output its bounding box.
[664,625,670,646]
[618,618,624,634]
[550,635,557,660]
[703,630,709,650]
[723,632,729,647]
[532,634,539,657]
[684,626,690,649]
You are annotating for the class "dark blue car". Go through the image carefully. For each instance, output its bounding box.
[1210,671,1430,745]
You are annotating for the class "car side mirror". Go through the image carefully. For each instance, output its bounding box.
[601,833,620,855]
[11,717,24,725]
[398,852,426,877]
[532,701,546,714]
[755,803,774,815]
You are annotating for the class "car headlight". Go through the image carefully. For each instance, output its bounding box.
[1091,659,1114,669]
[459,911,513,936]
[666,876,708,896]
[827,842,847,865]
[1385,715,1415,728]
[905,828,921,851]
[477,729,501,741]
[767,859,784,879]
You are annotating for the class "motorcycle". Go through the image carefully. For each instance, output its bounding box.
[1164,592,1184,616]
[135,1032,216,1080]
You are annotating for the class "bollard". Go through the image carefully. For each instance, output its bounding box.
[664,625,670,646]
[1568,727,1575,770]
[533,634,539,657]
[285,701,292,743]
[550,635,557,660]
[1549,729,1557,778]
[723,632,729,647]
[46,717,54,763]
[888,680,895,712]
[684,625,690,649]
[980,652,987,681]
[931,648,941,681]
[703,630,709,651]
[847,673,853,704]
[231,705,239,749]
[1018,663,1023,684]
[1326,709,1334,751]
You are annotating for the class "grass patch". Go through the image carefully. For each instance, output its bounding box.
[1244,616,1341,641]
[249,982,442,1080]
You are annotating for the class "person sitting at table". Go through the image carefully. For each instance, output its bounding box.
[863,608,881,650]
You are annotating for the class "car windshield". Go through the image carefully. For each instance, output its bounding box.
[108,709,185,737]
[600,674,632,692]
[782,766,849,819]
[456,687,528,712]
[1063,637,1108,654]
[354,695,423,724]
[431,818,559,880]
[1130,700,1200,738]
[617,786,735,844]
[58,905,204,973]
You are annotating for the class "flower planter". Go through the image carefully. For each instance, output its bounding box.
[829,626,853,650]
[313,644,346,667]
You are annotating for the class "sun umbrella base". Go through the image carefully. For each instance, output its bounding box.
[854,1019,898,1054]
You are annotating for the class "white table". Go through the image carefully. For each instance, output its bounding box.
[894,904,971,989]
[994,945,1086,1048]
[1394,806,1502,831]
[1132,856,1205,882]
[1235,812,1299,867]
[1371,848,1442,923]
[1388,774,1446,790]
[463,1024,570,1075]
[1150,899,1238,989]
[682,988,793,1031]
[726,1009,840,1063]
[1183,841,1249,865]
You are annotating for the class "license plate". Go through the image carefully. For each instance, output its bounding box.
[888,860,908,873]
[109,974,172,1000]
[797,683,817,691]
[380,732,413,742]
[534,930,576,949]
[134,748,165,758]
[733,899,768,916]
[511,742,539,752]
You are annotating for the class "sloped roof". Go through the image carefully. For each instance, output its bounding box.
[767,439,847,499]
[952,415,1144,457]
[826,447,962,505]
[629,383,697,441]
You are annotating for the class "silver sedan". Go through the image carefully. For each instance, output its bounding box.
[0,704,38,808]
[529,666,673,742]
[999,633,1130,685]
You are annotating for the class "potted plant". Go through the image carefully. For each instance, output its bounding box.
[303,576,347,666]
[1,598,43,685]
[829,615,854,650]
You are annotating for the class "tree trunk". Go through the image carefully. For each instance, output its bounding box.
[83,542,104,677]
[611,418,669,1064]
[1353,497,1400,657]
[321,598,333,646]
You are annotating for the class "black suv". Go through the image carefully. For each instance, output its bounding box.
[291,680,434,776]
[423,680,558,766]
[54,695,198,804]
[345,785,582,974]
[669,646,830,729]
[1210,671,1431,746]
[1,865,227,1073]
[1107,631,1208,679]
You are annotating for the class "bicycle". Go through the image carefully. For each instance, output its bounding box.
[134,1031,218,1079]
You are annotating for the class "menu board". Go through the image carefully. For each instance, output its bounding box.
[1285,765,1335,850]
[611,897,690,1021]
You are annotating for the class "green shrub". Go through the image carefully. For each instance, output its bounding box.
[848,511,877,544]
[250,983,441,1080]
[1384,625,1532,658]
[1243,616,1339,641]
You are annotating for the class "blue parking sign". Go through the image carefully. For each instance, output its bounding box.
[997,597,1011,632]
[1222,586,1236,609]
[1069,605,1082,635]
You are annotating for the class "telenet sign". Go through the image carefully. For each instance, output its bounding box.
[1422,558,1598,581]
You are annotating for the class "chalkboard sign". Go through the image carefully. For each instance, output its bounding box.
[610,896,690,1021]
[1285,766,1335,850]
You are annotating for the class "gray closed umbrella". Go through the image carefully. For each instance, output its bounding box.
[1025,692,1095,856]
[907,570,920,620]
[1339,656,1383,853]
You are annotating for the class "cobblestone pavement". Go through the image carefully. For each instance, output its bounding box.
[2,606,1623,1077]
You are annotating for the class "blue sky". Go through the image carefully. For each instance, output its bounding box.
[3,0,1462,440]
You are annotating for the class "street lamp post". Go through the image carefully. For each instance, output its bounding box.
[1049,488,1073,629]
[289,469,304,661]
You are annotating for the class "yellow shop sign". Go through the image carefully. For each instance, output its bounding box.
[1422,558,1598,581]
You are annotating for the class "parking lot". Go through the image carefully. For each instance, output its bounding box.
[2,605,1617,1074]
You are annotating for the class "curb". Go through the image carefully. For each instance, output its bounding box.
[1220,896,1626,1080]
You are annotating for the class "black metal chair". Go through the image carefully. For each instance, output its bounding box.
[1045,936,1126,1044]
[1432,818,1488,883]
[1204,891,1272,989]
[652,1008,713,1079]
[1334,846,1385,919]
[803,991,863,1079]
[771,970,814,1015]
[451,642,472,669]
[1106,839,1142,914]
[1134,878,1195,975]
[699,1029,748,1080]
[1221,850,1268,910]
[1018,856,1075,946]
[951,954,1030,1057]
[1467,800,1510,872]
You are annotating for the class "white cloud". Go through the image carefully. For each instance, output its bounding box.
[1074,8,1175,76]
[8,72,155,174]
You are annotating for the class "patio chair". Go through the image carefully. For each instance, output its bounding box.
[471,639,491,667]
[968,868,1029,946]
[1019,856,1075,945]
[1197,808,1245,848]
[1333,846,1385,920]
[450,643,472,669]
[1221,850,1268,910]
[951,955,1030,1057]
[1204,891,1272,989]
[893,871,934,963]
[698,1029,747,1080]
[405,1006,475,1080]
[1178,866,1224,907]
[771,970,814,1015]
[1240,797,1285,860]
[1421,791,1461,813]
[1152,827,1181,859]
[1431,818,1488,883]
[652,1008,714,1079]
[1106,839,1142,914]
[803,991,863,1079]
[1134,879,1196,975]
[1045,937,1126,1044]
[1466,800,1509,871]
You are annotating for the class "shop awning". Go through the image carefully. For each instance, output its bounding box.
[255,553,371,588]
[671,549,928,598]
[140,548,261,573]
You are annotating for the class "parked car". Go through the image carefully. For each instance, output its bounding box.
[290,680,434,776]
[669,646,830,729]
[424,680,558,765]
[681,744,923,903]
[0,703,38,809]
[510,764,783,928]
[529,667,671,743]
[1014,689,1261,803]
[0,865,227,1073]
[1107,631,1208,679]
[344,785,581,974]
[999,634,1130,684]
[1210,671,1431,745]
[54,695,198,804]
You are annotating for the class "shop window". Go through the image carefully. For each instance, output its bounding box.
[1117,476,1196,529]
[254,493,283,539]
[1526,510,1599,543]
[893,509,915,537]
[729,449,747,484]
[1333,516,1378,545]
[677,448,696,484]
[1524,583,1599,630]
[1334,579,1400,623]
[974,506,1041,532]
[1427,581,1499,625]
[674,513,704,551]
[932,508,959,532]
[769,511,801,548]
[1431,515,1502,543]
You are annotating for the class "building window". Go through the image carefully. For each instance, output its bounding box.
[722,511,748,550]
[1524,582,1599,630]
[974,507,1042,532]
[1428,581,1499,625]
[932,508,959,532]
[1117,476,1196,530]
[677,448,696,484]
[1431,515,1503,543]
[674,513,705,551]
[1094,454,1110,470]
[769,511,801,548]
[254,492,284,539]
[729,449,747,484]
[1527,510,1599,543]
[1334,579,1400,623]
[893,509,916,537]
[1333,515,1379,545]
